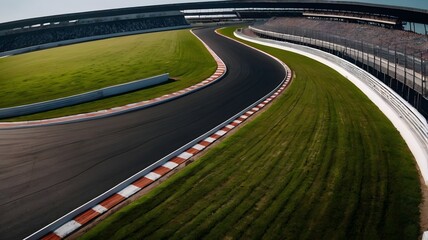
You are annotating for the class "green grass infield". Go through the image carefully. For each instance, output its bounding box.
[0,29,216,121]
[80,27,421,240]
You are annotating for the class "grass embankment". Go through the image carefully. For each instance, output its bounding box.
[0,29,216,121]
[80,27,421,239]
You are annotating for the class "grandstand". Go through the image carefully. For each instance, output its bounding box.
[0,11,189,55]
[0,0,427,115]
[249,16,428,117]
[257,17,428,60]
[0,0,427,55]
[302,10,401,28]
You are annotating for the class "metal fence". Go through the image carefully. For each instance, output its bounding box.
[250,25,428,118]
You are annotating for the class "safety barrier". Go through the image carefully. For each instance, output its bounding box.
[24,40,289,239]
[246,27,428,144]
[0,73,169,119]
[237,28,428,239]
[249,25,426,92]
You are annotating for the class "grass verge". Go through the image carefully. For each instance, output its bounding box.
[80,27,421,240]
[1,29,216,121]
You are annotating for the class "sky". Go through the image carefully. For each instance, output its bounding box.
[0,0,426,24]
[0,0,216,23]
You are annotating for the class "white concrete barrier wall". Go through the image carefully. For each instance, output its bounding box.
[24,52,287,240]
[238,28,428,238]
[423,231,428,240]
[249,26,425,92]
[0,73,169,119]
[235,29,428,182]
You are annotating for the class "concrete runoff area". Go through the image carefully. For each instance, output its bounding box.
[0,28,285,240]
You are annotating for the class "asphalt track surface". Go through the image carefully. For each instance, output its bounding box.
[0,28,285,239]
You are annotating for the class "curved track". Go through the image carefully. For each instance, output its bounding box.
[0,28,285,240]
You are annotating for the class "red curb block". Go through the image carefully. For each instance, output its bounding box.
[36,33,293,240]
[0,33,226,129]
[39,65,292,239]
[74,210,99,225]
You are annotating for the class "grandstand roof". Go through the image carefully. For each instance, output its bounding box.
[0,0,427,31]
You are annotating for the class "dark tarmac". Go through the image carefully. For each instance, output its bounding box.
[0,28,285,239]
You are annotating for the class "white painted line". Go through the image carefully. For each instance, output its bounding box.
[54,220,82,238]
[204,137,216,143]
[178,151,193,160]
[225,124,235,129]
[252,107,260,111]
[215,130,227,136]
[233,120,242,124]
[163,161,179,169]
[145,172,162,181]
[118,185,141,198]
[240,115,248,119]
[192,144,206,150]
[92,204,108,214]
[246,111,254,115]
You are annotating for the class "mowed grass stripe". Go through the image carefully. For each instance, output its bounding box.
[80,27,421,240]
[1,29,216,121]
[163,93,310,239]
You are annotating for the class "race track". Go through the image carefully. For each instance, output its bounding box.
[0,28,286,239]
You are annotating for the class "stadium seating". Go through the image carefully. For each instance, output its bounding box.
[257,17,428,60]
[0,16,188,52]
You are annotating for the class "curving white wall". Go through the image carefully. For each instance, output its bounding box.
[235,29,428,184]
[0,73,169,119]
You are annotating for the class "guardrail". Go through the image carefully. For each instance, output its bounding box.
[247,27,428,144]
[0,73,169,119]
[249,26,427,97]
[237,28,428,239]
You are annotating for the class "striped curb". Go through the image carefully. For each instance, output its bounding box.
[30,30,293,239]
[38,60,293,240]
[0,30,226,129]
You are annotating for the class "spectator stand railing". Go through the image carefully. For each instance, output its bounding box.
[250,27,428,143]
[249,25,426,94]
[240,26,428,239]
